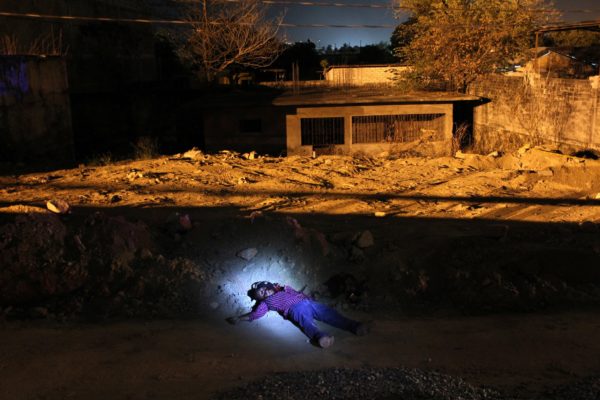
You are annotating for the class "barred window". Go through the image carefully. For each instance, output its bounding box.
[352,114,444,144]
[300,117,345,146]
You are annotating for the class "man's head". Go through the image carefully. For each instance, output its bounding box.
[248,281,277,301]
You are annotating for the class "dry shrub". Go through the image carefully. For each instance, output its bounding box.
[471,128,532,154]
[86,152,114,167]
[452,123,470,155]
[132,137,160,160]
[0,29,66,56]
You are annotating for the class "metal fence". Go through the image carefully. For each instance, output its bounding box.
[300,117,345,146]
[352,114,445,143]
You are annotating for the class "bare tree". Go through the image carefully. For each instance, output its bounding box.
[177,0,283,83]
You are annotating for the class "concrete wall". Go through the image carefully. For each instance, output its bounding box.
[0,56,73,163]
[203,106,289,155]
[0,0,165,92]
[0,1,189,161]
[286,103,453,156]
[469,74,600,150]
[324,66,409,86]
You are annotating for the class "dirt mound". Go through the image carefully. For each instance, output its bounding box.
[0,209,206,319]
[0,209,87,306]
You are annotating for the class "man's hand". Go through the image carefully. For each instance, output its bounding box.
[226,316,238,325]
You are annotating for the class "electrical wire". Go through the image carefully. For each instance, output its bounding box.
[0,11,398,27]
[0,9,598,30]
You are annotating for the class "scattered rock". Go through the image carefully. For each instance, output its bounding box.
[127,170,144,180]
[518,144,531,155]
[242,151,257,160]
[46,199,70,214]
[454,150,467,159]
[165,212,193,234]
[182,148,204,160]
[237,248,258,261]
[537,169,554,177]
[355,230,374,248]
[178,214,193,231]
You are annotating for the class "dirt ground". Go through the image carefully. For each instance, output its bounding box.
[1,146,600,399]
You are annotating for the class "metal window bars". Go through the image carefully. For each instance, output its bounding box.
[300,117,345,146]
[352,114,445,144]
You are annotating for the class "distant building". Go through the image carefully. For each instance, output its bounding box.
[510,48,598,78]
[323,65,410,86]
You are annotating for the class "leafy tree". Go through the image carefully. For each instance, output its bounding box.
[393,0,557,92]
[358,42,394,64]
[390,17,416,62]
[176,0,283,83]
[543,30,600,48]
[272,40,321,80]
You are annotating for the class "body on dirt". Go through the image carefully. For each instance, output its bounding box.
[227,281,370,348]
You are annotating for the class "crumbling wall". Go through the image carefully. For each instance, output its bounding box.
[469,74,600,150]
[0,56,73,163]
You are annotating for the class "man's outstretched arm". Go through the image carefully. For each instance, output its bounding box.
[226,311,252,325]
[226,302,268,324]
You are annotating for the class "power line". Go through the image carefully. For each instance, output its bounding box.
[0,11,190,25]
[0,10,598,30]
[196,0,600,13]
[0,10,396,28]
[240,0,391,8]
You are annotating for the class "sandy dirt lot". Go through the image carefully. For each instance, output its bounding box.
[1,146,600,399]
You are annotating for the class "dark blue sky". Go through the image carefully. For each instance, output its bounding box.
[276,0,600,47]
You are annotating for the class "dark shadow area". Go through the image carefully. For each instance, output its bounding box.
[454,97,491,149]
[2,203,600,400]
[2,184,600,208]
[1,202,599,321]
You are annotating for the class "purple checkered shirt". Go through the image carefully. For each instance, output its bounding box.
[247,285,309,321]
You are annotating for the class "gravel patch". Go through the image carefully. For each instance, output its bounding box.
[215,367,503,400]
[540,376,600,400]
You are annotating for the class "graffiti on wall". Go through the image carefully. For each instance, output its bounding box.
[0,60,29,99]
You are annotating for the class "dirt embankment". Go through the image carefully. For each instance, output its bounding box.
[1,146,600,321]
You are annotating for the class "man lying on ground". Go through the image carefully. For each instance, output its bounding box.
[227,281,371,348]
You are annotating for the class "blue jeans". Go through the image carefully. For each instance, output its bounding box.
[287,299,360,340]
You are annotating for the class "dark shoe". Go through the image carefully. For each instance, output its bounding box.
[355,321,373,336]
[318,335,335,349]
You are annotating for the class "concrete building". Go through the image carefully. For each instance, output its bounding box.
[199,87,480,156]
[510,48,598,79]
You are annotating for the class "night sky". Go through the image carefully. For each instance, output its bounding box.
[277,0,600,47]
